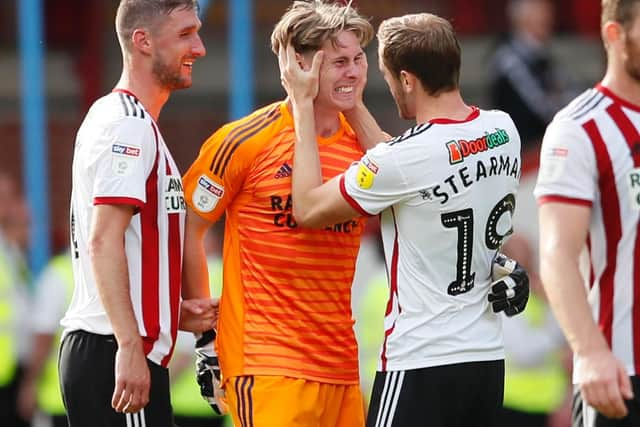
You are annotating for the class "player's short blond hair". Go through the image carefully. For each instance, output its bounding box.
[270,0,373,55]
[116,0,199,52]
[378,13,461,96]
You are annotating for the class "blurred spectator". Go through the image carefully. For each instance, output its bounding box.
[0,176,32,427]
[5,197,32,273]
[17,248,72,427]
[488,0,579,148]
[497,233,571,427]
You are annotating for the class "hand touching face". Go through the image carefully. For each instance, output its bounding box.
[278,44,324,106]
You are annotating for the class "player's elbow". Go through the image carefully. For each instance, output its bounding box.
[87,232,110,261]
[292,204,326,229]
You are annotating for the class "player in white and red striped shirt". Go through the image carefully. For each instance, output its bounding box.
[535,1,640,425]
[59,2,214,427]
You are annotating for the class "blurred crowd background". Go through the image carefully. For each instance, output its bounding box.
[0,1,605,426]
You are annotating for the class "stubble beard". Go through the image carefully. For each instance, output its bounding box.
[152,55,190,91]
[624,35,640,83]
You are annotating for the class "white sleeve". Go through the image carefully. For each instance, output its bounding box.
[92,117,156,205]
[30,268,69,334]
[341,143,411,215]
[534,117,597,203]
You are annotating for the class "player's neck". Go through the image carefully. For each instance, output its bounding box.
[414,90,471,124]
[115,69,170,122]
[313,105,342,139]
[602,66,640,108]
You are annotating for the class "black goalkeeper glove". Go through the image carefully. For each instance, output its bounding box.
[195,329,228,415]
[488,253,529,317]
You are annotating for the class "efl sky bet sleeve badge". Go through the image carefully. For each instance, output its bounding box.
[538,146,568,184]
[110,143,141,177]
[356,156,378,189]
[193,174,224,213]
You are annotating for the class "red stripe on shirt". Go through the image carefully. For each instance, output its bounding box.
[537,195,593,207]
[596,84,640,113]
[161,156,182,367]
[429,106,480,124]
[112,88,139,100]
[381,206,401,371]
[583,119,620,348]
[93,196,144,208]
[339,175,374,217]
[606,103,640,372]
[141,123,161,356]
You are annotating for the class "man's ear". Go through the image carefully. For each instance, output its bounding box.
[132,28,152,55]
[399,70,415,93]
[602,20,623,48]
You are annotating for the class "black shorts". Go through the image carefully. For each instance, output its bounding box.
[572,375,640,427]
[366,360,504,427]
[59,330,174,427]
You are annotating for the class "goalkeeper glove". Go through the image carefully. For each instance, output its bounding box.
[488,253,529,317]
[195,329,228,415]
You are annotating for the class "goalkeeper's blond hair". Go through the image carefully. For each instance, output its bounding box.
[270,0,373,56]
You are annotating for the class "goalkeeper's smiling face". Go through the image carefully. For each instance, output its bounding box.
[301,30,367,114]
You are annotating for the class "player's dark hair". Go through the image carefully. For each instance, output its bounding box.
[377,13,460,97]
[602,0,640,29]
[116,0,199,51]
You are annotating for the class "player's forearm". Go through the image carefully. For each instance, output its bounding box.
[343,102,385,151]
[290,98,325,224]
[182,245,210,299]
[540,247,608,357]
[89,234,140,347]
[182,210,212,299]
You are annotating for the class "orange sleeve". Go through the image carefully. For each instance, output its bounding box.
[183,104,281,223]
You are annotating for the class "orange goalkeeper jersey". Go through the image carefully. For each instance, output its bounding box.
[183,101,365,384]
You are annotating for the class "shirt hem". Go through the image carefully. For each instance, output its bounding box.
[380,350,505,372]
[536,195,592,207]
[94,196,144,208]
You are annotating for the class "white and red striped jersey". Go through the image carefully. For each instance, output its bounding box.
[535,83,640,378]
[62,89,185,367]
[340,107,521,371]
